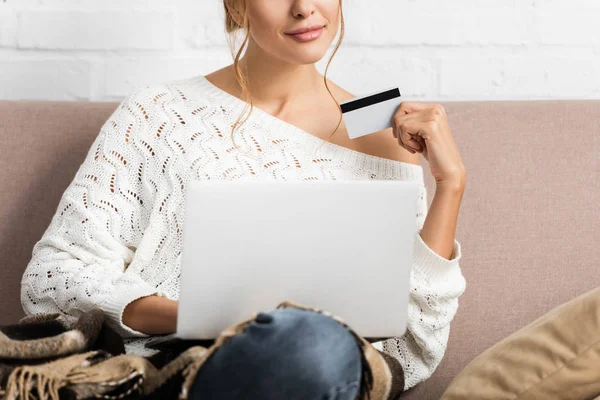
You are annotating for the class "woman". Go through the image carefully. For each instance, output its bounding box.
[21,0,467,398]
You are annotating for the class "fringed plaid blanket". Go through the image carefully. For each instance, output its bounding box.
[0,301,404,399]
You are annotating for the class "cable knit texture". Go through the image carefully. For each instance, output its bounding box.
[21,74,466,391]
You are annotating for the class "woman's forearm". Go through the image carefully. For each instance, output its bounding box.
[419,181,465,260]
[122,295,178,335]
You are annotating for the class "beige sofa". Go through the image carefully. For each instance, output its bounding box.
[0,98,598,399]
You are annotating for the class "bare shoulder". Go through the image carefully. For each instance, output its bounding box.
[328,80,421,166]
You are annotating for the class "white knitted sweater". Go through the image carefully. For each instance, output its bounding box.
[21,74,466,390]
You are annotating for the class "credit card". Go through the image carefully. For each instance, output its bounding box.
[339,87,402,139]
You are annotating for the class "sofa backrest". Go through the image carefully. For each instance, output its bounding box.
[0,101,118,324]
[1,98,598,398]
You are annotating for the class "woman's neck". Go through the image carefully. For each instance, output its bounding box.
[223,53,325,115]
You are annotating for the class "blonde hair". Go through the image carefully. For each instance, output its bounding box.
[222,0,345,156]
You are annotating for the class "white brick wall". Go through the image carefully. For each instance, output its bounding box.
[1,0,599,101]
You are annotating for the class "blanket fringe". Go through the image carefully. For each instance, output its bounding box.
[4,366,64,400]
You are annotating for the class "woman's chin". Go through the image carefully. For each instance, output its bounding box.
[286,46,332,65]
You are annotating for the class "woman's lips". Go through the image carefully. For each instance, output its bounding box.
[286,26,324,42]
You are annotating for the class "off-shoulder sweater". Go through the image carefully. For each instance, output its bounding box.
[21,74,466,390]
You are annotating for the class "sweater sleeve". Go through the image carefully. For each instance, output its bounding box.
[371,181,466,390]
[21,88,164,338]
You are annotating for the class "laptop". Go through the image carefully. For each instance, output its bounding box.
[146,179,419,349]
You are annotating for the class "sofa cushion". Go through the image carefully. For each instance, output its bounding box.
[440,286,600,400]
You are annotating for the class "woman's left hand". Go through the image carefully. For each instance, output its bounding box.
[392,102,466,188]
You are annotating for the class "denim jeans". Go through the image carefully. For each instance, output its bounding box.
[188,307,363,400]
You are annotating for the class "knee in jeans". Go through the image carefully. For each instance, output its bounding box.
[190,307,363,399]
[247,308,362,386]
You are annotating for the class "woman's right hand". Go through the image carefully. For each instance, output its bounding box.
[122,294,178,335]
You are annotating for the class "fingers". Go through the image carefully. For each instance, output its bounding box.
[393,121,421,153]
[398,101,440,115]
[414,135,425,151]
[398,120,423,152]
[393,102,447,154]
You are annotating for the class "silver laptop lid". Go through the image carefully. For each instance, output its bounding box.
[177,179,419,339]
